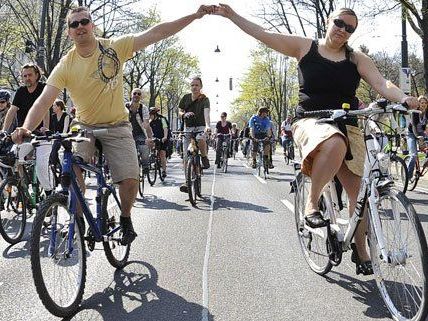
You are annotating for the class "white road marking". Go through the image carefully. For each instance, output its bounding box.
[202,167,216,321]
[281,199,295,213]
[253,174,267,184]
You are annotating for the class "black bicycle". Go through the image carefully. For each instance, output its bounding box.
[146,138,165,186]
[184,130,204,206]
[217,133,231,173]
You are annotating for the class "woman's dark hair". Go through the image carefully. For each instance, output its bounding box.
[54,99,66,111]
[330,8,358,29]
[21,63,42,82]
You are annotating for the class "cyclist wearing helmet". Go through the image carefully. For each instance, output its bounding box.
[149,107,169,178]
[249,107,273,169]
[230,122,239,155]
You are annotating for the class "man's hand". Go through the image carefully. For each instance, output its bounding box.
[162,137,167,143]
[12,127,31,144]
[39,126,49,134]
[184,112,195,119]
[146,137,154,149]
[402,96,419,109]
[213,3,236,18]
[195,5,215,19]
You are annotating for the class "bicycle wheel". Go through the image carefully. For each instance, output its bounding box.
[404,155,419,191]
[0,178,27,245]
[222,149,228,173]
[294,173,333,275]
[138,161,145,198]
[147,154,157,186]
[368,188,428,321]
[158,159,165,182]
[284,151,290,165]
[187,157,197,206]
[390,154,408,194]
[30,194,86,318]
[102,187,130,269]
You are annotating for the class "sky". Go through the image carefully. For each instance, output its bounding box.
[137,1,422,120]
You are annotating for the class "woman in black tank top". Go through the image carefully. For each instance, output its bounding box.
[214,5,419,275]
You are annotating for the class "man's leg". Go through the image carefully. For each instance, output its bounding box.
[101,124,139,245]
[251,140,258,168]
[118,178,138,217]
[160,150,167,174]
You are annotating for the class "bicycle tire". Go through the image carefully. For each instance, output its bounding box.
[0,178,27,244]
[186,157,197,206]
[158,159,165,182]
[138,163,145,197]
[368,187,428,321]
[102,187,130,269]
[284,152,290,165]
[404,155,419,191]
[294,173,333,275]
[147,154,157,186]
[30,194,86,318]
[222,148,228,173]
[390,154,408,194]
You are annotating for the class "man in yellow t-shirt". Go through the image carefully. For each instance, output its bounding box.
[12,5,215,245]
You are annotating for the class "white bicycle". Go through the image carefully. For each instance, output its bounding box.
[293,101,428,321]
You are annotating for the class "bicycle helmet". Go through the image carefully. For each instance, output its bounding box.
[0,90,11,101]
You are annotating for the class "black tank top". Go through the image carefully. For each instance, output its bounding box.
[297,41,361,117]
[51,112,69,133]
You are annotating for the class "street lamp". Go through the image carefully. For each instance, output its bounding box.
[214,45,221,53]
[215,77,219,82]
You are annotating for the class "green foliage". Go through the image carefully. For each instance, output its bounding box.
[230,44,299,130]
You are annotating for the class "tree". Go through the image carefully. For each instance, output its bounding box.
[257,0,358,37]
[231,45,299,135]
[363,0,428,93]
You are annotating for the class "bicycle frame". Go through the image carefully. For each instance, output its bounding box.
[50,142,121,256]
[296,106,403,263]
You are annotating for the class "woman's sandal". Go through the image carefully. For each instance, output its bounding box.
[304,211,328,228]
[350,243,374,276]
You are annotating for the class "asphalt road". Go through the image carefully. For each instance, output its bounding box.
[1,149,428,321]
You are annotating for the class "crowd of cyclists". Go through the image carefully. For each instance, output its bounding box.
[1,3,428,320]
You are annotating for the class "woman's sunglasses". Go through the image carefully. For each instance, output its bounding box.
[68,18,91,29]
[333,19,356,34]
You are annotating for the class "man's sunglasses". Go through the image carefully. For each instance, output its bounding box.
[133,92,142,96]
[333,19,356,34]
[68,18,91,29]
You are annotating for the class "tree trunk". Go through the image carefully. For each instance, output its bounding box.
[423,30,428,93]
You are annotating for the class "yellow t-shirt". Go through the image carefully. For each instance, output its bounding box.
[47,35,134,125]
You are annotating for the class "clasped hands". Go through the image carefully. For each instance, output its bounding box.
[196,3,235,19]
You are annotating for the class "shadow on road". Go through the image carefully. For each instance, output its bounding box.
[213,196,273,213]
[135,194,191,212]
[2,220,34,259]
[65,261,214,321]
[325,270,390,319]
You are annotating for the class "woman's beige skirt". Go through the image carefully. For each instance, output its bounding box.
[292,118,365,177]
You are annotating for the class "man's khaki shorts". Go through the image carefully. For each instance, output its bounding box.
[72,121,139,183]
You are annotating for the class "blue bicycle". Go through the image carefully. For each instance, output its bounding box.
[30,130,130,317]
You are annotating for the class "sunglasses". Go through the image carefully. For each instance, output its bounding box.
[0,100,6,104]
[133,92,141,96]
[333,19,356,34]
[68,18,91,29]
